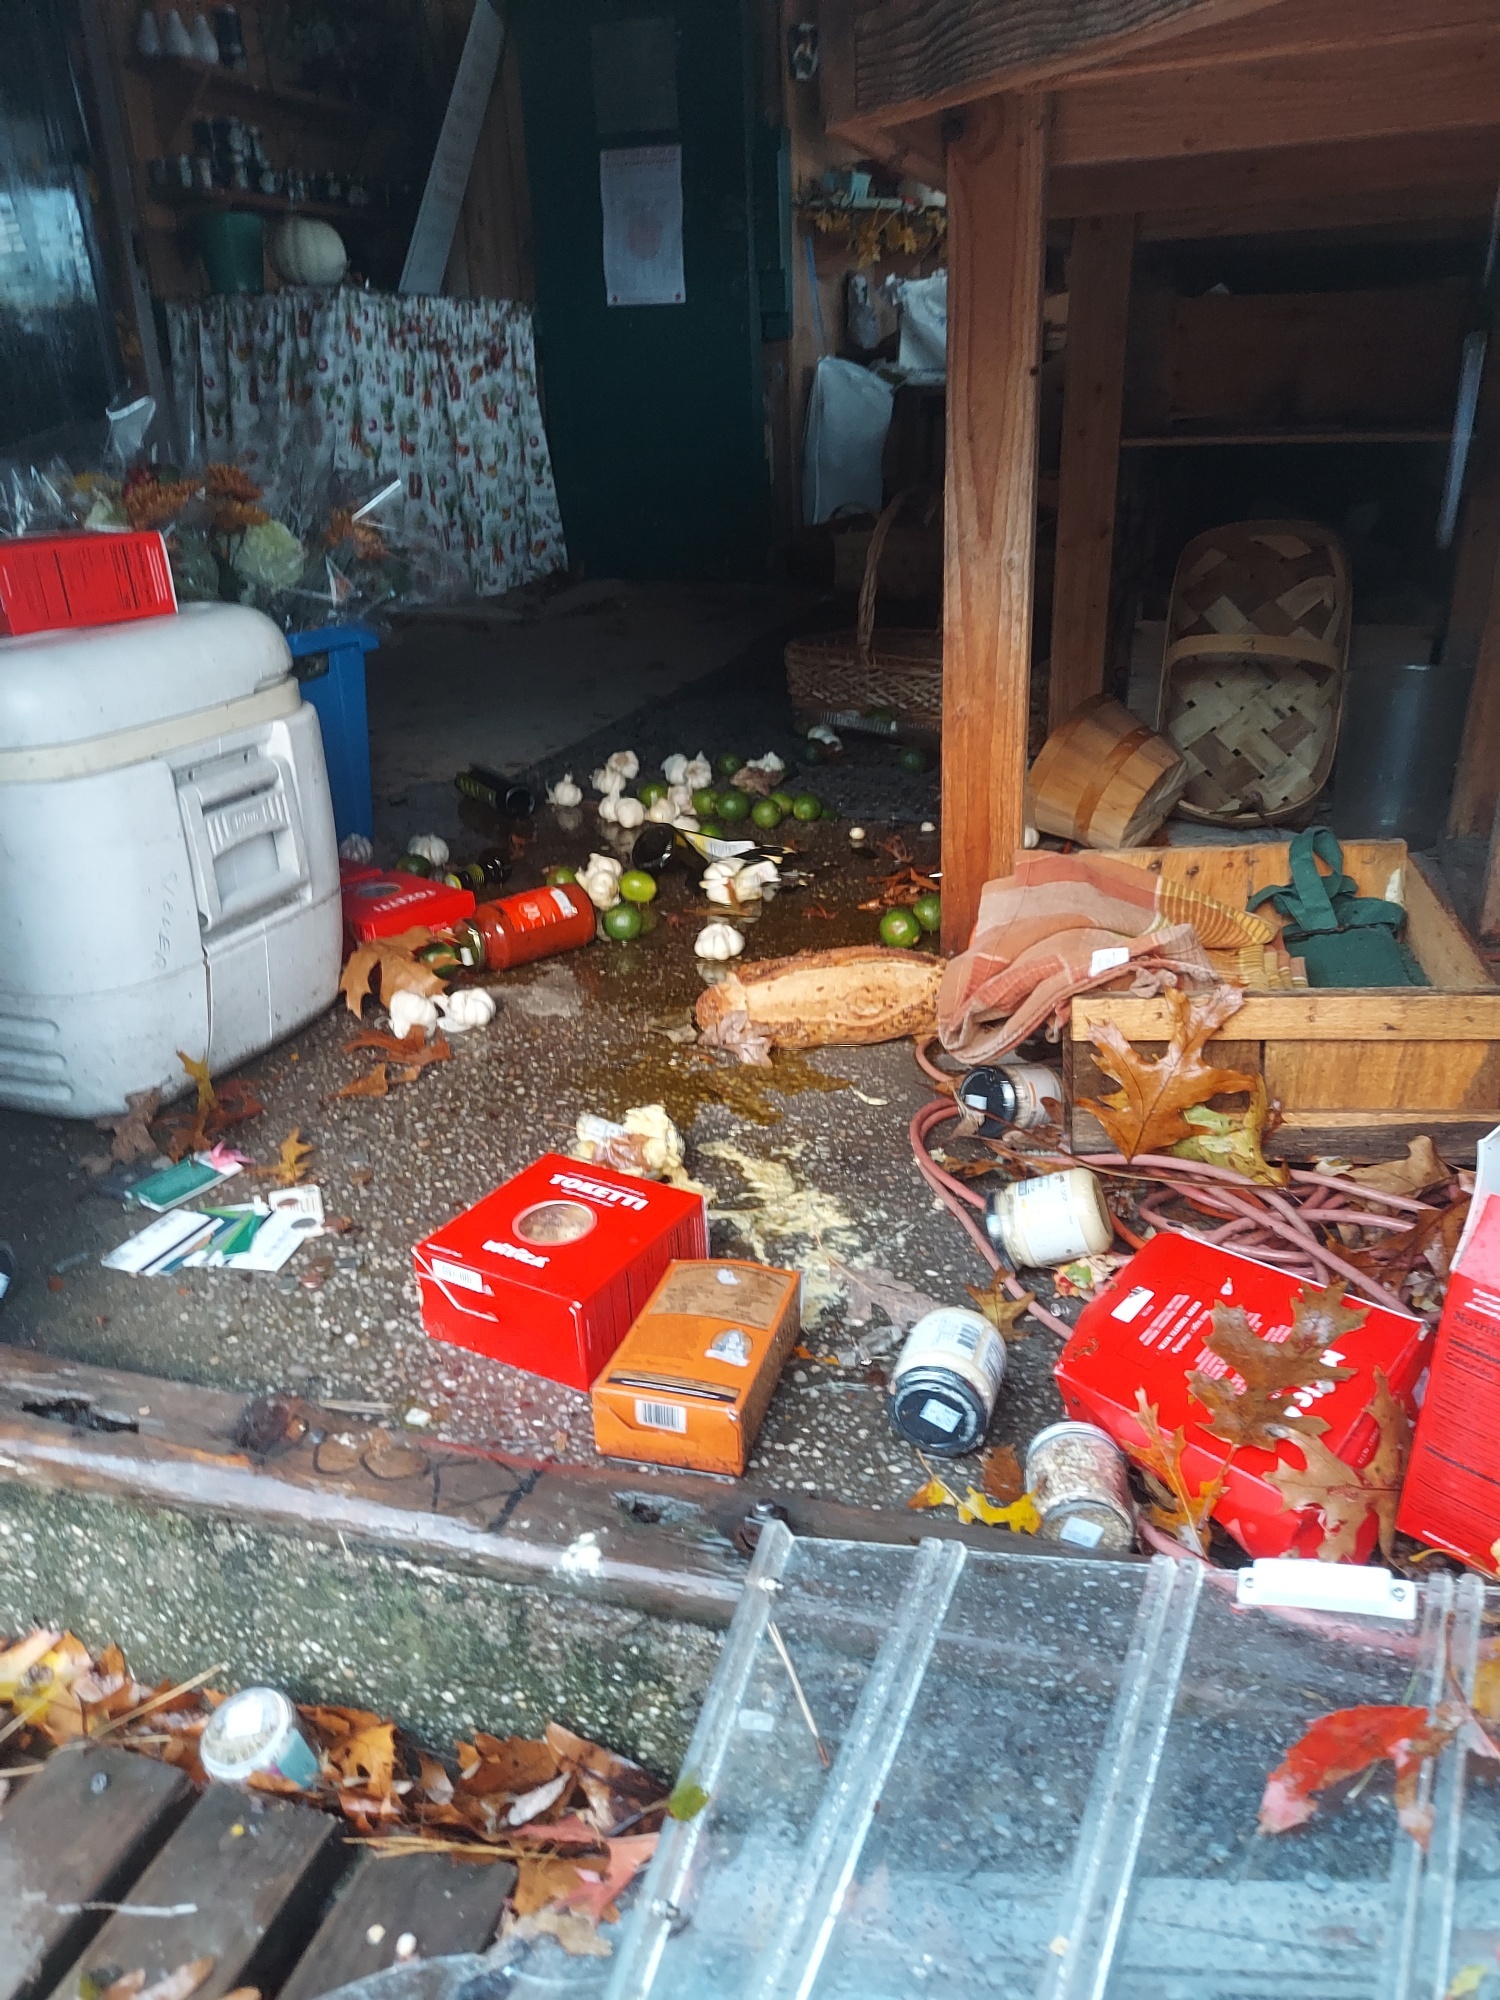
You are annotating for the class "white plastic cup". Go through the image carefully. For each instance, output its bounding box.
[200,1686,320,1787]
[988,1168,1113,1268]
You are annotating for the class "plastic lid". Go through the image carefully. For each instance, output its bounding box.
[201,1685,295,1777]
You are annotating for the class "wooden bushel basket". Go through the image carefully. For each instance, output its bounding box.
[785,490,943,736]
[1157,520,1351,827]
[1029,694,1190,848]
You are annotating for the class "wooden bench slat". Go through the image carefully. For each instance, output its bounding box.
[278,1850,517,1999]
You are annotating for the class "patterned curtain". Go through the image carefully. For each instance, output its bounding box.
[166,290,568,596]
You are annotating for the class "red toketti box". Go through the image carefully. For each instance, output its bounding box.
[0,531,177,636]
[341,869,475,942]
[1396,1192,1500,1573]
[1056,1232,1429,1559]
[412,1154,708,1389]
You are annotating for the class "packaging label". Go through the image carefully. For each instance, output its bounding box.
[653,1262,791,1327]
[894,1309,1005,1400]
[635,1397,688,1432]
[431,1257,485,1292]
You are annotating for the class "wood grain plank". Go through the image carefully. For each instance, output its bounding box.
[1069,1103,1497,1160]
[0,1747,192,2000]
[1071,0,1500,80]
[1073,993,1500,1039]
[940,94,1048,954]
[1048,213,1136,728]
[279,1850,516,1999]
[53,1784,346,2000]
[1264,1039,1500,1110]
[1406,856,1497,986]
[1053,33,1500,165]
[821,0,1280,128]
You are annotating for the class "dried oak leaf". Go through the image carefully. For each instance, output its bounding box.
[1259,1702,1459,1848]
[981,1444,1025,1505]
[558,1832,659,1926]
[93,1087,162,1166]
[339,930,444,1017]
[1081,986,1258,1160]
[513,1852,591,1916]
[458,1732,560,1798]
[328,1065,391,1101]
[1188,1283,1361,1453]
[1345,1136,1449,1198]
[1170,1075,1288,1187]
[828,1256,942,1333]
[249,1130,314,1186]
[1130,1391,1227,1555]
[1267,1367,1410,1562]
[965,1273,1036,1342]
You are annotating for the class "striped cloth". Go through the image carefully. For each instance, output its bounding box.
[937,852,1275,1063]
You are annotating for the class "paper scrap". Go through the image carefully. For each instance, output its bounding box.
[600,144,685,307]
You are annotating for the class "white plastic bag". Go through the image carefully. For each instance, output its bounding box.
[801,356,893,525]
[890,269,948,377]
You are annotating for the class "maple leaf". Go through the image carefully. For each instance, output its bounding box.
[1170,1076,1288,1187]
[339,929,444,1017]
[248,1130,314,1186]
[965,1273,1036,1341]
[981,1444,1025,1505]
[1130,1391,1226,1554]
[1267,1367,1410,1561]
[1082,986,1260,1160]
[328,1715,397,1794]
[1188,1284,1360,1452]
[1259,1703,1460,1847]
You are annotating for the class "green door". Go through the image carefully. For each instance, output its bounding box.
[515,0,769,580]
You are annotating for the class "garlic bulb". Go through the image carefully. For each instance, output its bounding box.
[646,794,678,824]
[578,853,623,911]
[389,990,440,1040]
[407,833,449,867]
[605,749,639,782]
[695,921,745,961]
[438,987,496,1032]
[591,766,627,796]
[661,753,689,787]
[673,813,700,832]
[683,754,712,791]
[613,795,645,830]
[702,857,780,906]
[745,752,786,778]
[338,832,374,863]
[598,791,620,824]
[546,773,583,808]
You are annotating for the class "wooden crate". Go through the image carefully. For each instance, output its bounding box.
[1066,842,1500,1163]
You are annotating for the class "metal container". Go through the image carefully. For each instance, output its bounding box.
[988,1168,1112,1268]
[200,1686,320,1787]
[888,1307,1006,1455]
[1026,1420,1136,1551]
[1328,656,1474,850]
[958,1062,1064,1135]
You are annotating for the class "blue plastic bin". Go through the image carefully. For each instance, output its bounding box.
[286,624,377,843]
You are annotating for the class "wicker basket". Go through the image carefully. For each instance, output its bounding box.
[786,491,943,736]
[1157,520,1351,826]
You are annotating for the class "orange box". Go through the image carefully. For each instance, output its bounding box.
[590,1259,802,1476]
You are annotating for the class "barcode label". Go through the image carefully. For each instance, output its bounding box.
[635,1398,687,1433]
[432,1257,484,1292]
[950,1324,979,1355]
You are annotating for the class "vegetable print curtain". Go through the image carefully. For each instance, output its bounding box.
[167,289,568,595]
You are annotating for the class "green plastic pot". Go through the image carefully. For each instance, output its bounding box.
[195,210,264,294]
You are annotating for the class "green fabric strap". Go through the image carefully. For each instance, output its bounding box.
[1246,828,1427,988]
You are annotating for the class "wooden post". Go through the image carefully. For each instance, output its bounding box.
[1048,213,1136,728]
[1447,352,1500,839]
[941,95,1049,955]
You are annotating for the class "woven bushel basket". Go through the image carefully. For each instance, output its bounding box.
[786,491,943,734]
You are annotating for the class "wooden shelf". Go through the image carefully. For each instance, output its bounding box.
[1120,427,1452,448]
[125,52,388,132]
[147,187,385,227]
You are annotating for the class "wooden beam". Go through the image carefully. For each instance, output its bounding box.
[1447,349,1500,839]
[1066,0,1500,82]
[820,0,1281,132]
[941,96,1049,955]
[1054,33,1500,165]
[1048,214,1135,729]
[1135,183,1497,243]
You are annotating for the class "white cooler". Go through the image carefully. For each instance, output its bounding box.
[0,602,341,1117]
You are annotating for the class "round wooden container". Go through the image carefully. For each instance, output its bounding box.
[1028,694,1189,848]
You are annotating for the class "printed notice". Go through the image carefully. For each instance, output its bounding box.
[600,144,685,307]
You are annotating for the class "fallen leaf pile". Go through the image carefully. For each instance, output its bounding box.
[0,1632,671,1956]
[328,1026,453,1101]
[908,1459,1041,1533]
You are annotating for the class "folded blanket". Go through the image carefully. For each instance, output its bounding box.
[937,851,1275,1063]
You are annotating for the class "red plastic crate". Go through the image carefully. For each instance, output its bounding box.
[0,532,177,636]
[1056,1232,1429,1559]
[413,1154,709,1390]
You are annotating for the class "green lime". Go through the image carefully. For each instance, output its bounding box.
[717,789,751,823]
[898,745,927,773]
[716,752,744,777]
[867,706,897,726]
[768,789,796,815]
[638,779,669,807]
[691,786,720,818]
[880,907,922,948]
[603,902,643,941]
[697,820,724,840]
[912,892,942,933]
[802,739,826,765]
[396,852,431,876]
[751,797,784,830]
[544,864,576,885]
[619,868,658,904]
[791,793,823,822]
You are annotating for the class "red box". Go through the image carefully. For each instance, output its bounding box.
[413,1154,709,1389]
[0,532,177,636]
[1056,1233,1428,1559]
[341,870,475,941]
[1397,1193,1500,1573]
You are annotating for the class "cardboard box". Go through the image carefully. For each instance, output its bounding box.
[1056,1233,1428,1559]
[1396,1191,1500,1573]
[341,869,475,941]
[0,532,177,636]
[412,1155,707,1390]
[592,1259,802,1475]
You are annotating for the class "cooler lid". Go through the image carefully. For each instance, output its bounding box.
[0,602,292,751]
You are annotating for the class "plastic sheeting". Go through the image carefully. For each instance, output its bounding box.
[800,356,893,526]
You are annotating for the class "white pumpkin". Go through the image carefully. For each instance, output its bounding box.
[270,217,348,288]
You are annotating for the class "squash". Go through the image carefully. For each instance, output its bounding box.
[270,217,348,289]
